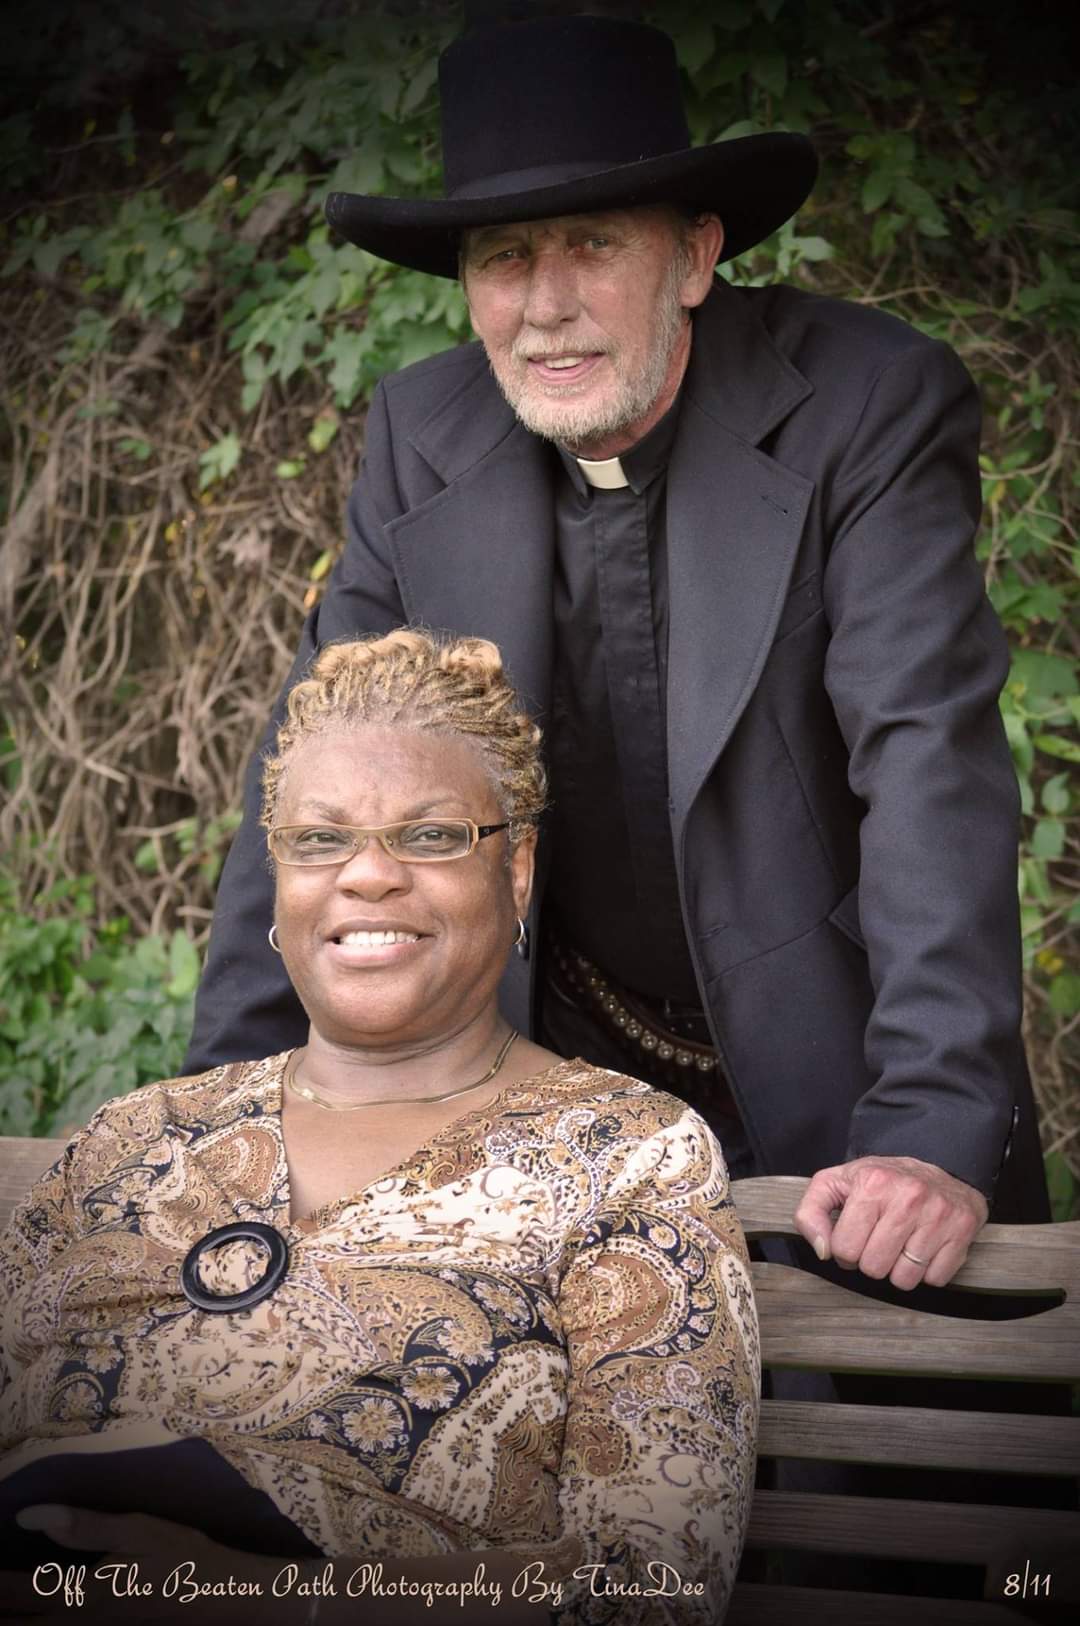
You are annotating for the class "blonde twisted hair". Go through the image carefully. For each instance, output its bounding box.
[261,629,546,842]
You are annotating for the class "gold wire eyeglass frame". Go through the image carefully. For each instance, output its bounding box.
[267,818,510,866]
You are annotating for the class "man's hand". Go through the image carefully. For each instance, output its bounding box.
[794,1155,989,1289]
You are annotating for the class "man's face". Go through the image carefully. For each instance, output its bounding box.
[461,207,717,455]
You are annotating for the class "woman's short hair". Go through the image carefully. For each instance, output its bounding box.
[261,629,546,842]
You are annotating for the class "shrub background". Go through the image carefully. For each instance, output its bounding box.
[1,0,1077,1211]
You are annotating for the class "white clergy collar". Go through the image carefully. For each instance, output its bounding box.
[575,454,629,490]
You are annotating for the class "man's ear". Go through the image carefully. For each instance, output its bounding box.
[681,214,725,310]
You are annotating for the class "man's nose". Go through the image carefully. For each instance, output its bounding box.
[521,251,579,327]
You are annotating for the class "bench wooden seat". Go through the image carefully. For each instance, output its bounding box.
[2,1140,1078,1620]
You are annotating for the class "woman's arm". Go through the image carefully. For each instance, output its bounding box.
[0,1124,94,1406]
[553,1111,760,1625]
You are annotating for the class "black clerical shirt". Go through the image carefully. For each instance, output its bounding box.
[546,396,701,1004]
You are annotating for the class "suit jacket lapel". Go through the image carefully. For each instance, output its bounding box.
[385,363,555,722]
[667,284,815,817]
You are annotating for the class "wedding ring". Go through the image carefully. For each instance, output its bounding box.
[900,1245,928,1266]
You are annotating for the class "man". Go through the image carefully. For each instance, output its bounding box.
[186,14,1048,1288]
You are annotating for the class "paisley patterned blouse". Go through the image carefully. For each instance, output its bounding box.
[0,1055,759,1622]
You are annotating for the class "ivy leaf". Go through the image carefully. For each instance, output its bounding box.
[861,168,893,212]
[1033,734,1080,763]
[792,235,833,261]
[325,151,385,197]
[869,211,903,257]
[307,411,339,454]
[895,178,948,238]
[1010,650,1079,699]
[277,318,320,382]
[1041,773,1071,815]
[400,58,437,116]
[705,52,749,88]
[1030,819,1065,860]
[198,432,241,490]
[324,329,370,406]
[677,23,715,77]
[1049,973,1080,1018]
[165,932,201,1000]
[751,54,787,99]
[308,264,340,320]
[712,0,753,27]
[179,217,215,254]
[134,840,160,874]
[33,237,75,279]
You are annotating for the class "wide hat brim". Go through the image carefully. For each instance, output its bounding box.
[325,133,818,280]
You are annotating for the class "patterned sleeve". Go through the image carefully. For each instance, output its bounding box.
[553,1111,759,1625]
[0,1115,104,1406]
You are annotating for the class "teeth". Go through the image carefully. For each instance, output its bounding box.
[338,930,419,946]
[539,355,585,368]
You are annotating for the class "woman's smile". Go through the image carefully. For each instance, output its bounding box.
[323,916,428,968]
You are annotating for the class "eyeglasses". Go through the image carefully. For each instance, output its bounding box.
[268,818,510,867]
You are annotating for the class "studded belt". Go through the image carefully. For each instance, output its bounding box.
[546,937,740,1115]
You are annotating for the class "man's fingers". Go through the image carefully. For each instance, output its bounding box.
[826,1186,894,1271]
[793,1167,850,1260]
[921,1234,973,1289]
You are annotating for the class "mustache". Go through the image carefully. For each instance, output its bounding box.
[511,340,614,362]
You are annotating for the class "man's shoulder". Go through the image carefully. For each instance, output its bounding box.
[744,282,953,375]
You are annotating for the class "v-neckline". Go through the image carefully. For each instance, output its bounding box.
[270,1052,592,1236]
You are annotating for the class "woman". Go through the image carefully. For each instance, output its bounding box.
[0,631,758,1623]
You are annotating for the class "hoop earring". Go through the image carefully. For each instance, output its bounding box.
[514,917,529,959]
[268,925,282,954]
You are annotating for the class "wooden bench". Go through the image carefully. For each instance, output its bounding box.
[3,1138,1078,1621]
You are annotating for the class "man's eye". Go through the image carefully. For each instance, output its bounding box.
[585,236,610,249]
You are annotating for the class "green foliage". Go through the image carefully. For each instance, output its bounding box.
[0,877,197,1137]
[198,432,242,491]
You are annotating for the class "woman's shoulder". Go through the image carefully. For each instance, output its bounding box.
[517,1056,712,1126]
[66,1052,288,1158]
[504,1057,729,1182]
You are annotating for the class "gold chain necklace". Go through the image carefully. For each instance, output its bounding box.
[284,1030,518,1112]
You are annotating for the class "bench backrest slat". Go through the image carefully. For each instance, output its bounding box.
[758,1396,1080,1477]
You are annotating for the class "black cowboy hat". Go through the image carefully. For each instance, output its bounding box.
[324,14,817,279]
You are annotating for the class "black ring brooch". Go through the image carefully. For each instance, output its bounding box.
[180,1221,289,1313]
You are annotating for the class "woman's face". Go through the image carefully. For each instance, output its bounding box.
[271,724,534,1051]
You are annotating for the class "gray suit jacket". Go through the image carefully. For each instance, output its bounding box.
[187,281,1044,1219]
